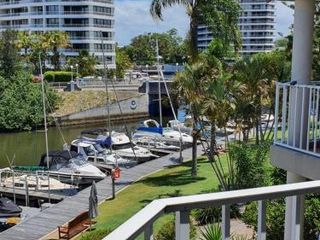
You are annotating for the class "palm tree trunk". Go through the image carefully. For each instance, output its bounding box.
[209,121,216,162]
[191,120,198,177]
[189,14,199,62]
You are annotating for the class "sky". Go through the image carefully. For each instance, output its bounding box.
[114,0,294,46]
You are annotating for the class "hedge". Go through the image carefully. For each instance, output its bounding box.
[43,71,73,82]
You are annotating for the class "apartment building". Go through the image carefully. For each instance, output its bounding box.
[197,0,276,56]
[0,0,116,68]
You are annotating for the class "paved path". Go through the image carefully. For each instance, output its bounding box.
[0,146,204,240]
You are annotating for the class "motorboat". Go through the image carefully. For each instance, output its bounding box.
[38,150,106,186]
[70,139,132,170]
[133,119,193,147]
[81,129,159,162]
[133,136,180,152]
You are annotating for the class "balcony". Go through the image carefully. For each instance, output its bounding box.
[272,82,320,180]
[104,180,320,240]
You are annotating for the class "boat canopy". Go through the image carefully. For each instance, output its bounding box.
[39,150,79,168]
[81,136,112,148]
[0,197,22,218]
[137,119,163,135]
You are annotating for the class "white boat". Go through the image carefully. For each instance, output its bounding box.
[81,129,159,162]
[133,119,193,147]
[133,136,180,152]
[70,139,132,170]
[38,151,106,186]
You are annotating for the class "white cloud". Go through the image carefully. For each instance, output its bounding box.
[115,0,189,45]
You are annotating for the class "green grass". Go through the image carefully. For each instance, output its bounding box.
[80,156,228,239]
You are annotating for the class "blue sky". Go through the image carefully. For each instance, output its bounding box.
[115,0,294,46]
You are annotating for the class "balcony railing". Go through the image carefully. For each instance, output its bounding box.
[274,82,320,157]
[104,180,320,240]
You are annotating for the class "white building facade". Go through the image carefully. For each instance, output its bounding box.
[0,0,116,68]
[197,0,276,56]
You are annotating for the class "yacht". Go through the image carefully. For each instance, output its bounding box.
[133,119,193,147]
[38,150,106,186]
[70,139,133,170]
[133,136,180,152]
[81,129,159,162]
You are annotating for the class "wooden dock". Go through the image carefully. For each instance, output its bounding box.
[0,146,204,240]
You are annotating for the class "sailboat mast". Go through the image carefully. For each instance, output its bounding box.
[101,35,112,152]
[156,39,163,126]
[39,54,51,203]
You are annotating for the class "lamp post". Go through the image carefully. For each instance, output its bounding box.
[70,65,74,82]
[75,63,79,79]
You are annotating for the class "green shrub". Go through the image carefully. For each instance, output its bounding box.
[199,223,221,240]
[194,207,221,225]
[44,71,73,82]
[154,218,197,240]
[79,228,111,240]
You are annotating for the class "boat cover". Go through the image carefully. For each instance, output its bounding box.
[0,198,22,218]
[39,150,79,167]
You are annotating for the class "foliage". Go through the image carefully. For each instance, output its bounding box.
[115,46,132,79]
[0,29,21,79]
[0,72,59,131]
[199,223,222,240]
[193,207,221,225]
[79,228,111,240]
[123,28,186,65]
[150,0,241,61]
[44,71,73,82]
[154,217,196,240]
[66,50,97,77]
[229,142,272,189]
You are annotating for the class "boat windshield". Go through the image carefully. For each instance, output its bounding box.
[69,155,87,167]
[94,144,105,153]
[83,145,96,156]
[112,142,134,150]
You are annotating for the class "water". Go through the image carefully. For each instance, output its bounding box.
[0,121,141,169]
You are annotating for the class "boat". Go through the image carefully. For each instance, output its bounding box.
[38,150,106,186]
[70,139,133,170]
[133,119,193,147]
[0,197,22,232]
[133,136,180,152]
[81,129,159,162]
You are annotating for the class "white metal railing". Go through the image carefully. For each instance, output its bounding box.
[104,181,320,240]
[274,82,320,157]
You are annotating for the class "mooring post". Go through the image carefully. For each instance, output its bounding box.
[25,176,29,207]
[35,171,39,192]
[12,170,16,204]
[112,177,115,199]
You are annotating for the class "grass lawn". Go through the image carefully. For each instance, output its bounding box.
[79,155,228,239]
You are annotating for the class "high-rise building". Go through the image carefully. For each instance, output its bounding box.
[197,0,276,56]
[0,0,116,68]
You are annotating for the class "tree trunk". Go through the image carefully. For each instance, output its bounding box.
[191,121,198,177]
[189,14,199,62]
[209,121,216,162]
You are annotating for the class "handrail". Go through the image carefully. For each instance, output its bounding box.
[104,180,320,240]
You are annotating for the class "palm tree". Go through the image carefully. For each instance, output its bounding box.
[175,62,206,177]
[17,31,32,56]
[150,0,241,62]
[44,31,70,70]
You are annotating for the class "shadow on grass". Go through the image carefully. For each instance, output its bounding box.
[140,167,206,187]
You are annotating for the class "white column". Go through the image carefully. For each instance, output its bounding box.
[285,0,315,239]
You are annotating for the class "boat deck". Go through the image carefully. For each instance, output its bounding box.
[0,145,204,240]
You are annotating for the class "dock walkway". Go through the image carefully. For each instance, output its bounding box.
[0,145,204,240]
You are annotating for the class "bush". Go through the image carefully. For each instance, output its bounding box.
[154,217,197,240]
[79,228,111,240]
[44,71,73,82]
[193,207,221,225]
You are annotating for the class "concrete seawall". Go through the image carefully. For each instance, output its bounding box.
[55,94,149,126]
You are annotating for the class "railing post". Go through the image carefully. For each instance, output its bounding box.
[291,195,304,240]
[222,205,230,240]
[257,200,266,240]
[175,210,189,240]
[144,222,153,240]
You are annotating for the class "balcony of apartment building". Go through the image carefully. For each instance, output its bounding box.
[102,0,319,239]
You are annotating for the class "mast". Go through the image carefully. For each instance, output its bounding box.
[39,54,51,203]
[101,34,112,152]
[156,39,163,126]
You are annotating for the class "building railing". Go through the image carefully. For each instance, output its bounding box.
[274,82,320,157]
[104,180,320,240]
[0,0,113,5]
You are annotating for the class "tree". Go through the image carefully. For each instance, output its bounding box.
[17,31,32,56]
[0,29,21,79]
[116,46,132,79]
[150,0,241,61]
[44,31,70,70]
[67,50,97,77]
[123,29,187,65]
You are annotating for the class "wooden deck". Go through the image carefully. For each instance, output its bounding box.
[0,145,204,240]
